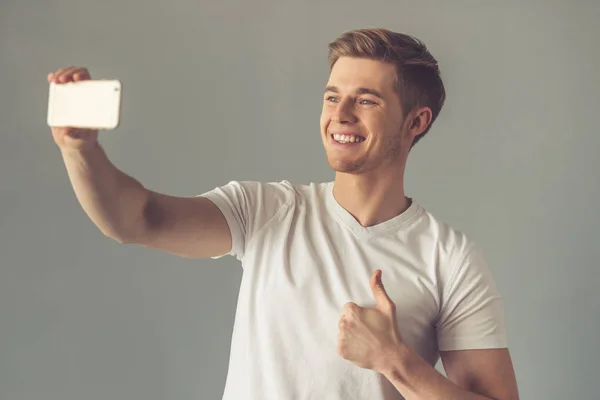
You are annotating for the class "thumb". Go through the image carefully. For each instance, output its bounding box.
[370,269,396,315]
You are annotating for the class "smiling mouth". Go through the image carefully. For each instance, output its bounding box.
[331,133,366,143]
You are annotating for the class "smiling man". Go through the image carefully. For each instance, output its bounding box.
[50,28,518,400]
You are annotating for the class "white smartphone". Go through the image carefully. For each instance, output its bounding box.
[47,79,122,130]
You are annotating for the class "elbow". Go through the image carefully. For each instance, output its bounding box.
[109,233,135,244]
[103,194,152,245]
[98,216,148,245]
[99,227,136,244]
[488,391,520,400]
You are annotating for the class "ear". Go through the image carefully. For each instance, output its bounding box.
[407,106,433,140]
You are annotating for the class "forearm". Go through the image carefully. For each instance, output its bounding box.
[381,346,494,400]
[60,142,149,242]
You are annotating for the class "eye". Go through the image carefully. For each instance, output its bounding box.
[325,96,339,103]
[359,99,376,105]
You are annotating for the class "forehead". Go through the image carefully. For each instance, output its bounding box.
[326,57,397,94]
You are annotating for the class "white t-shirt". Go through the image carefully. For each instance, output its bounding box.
[201,180,507,400]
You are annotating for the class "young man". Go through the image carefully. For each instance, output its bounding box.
[49,28,519,400]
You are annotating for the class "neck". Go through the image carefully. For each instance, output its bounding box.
[332,167,410,228]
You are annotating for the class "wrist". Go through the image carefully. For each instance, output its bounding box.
[379,343,412,379]
[60,140,100,157]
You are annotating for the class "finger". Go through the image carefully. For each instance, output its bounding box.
[343,302,360,315]
[51,66,90,84]
[48,70,64,83]
[60,66,84,83]
[50,66,72,83]
[72,68,90,81]
[337,340,347,358]
[337,320,350,340]
[370,270,396,315]
[55,66,81,83]
[68,128,87,139]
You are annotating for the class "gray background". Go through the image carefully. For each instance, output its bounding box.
[1,0,599,399]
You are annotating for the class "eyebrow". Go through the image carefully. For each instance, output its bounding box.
[325,85,385,100]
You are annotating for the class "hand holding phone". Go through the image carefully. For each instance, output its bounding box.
[47,67,121,151]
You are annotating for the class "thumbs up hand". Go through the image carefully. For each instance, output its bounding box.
[337,269,404,373]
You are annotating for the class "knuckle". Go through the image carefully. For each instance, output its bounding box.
[338,318,351,331]
[337,342,346,357]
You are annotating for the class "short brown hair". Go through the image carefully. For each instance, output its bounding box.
[328,28,446,145]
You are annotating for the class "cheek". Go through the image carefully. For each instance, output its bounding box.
[371,112,401,137]
[319,111,330,133]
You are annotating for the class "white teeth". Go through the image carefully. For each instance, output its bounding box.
[333,133,364,143]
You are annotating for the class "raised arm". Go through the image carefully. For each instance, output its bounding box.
[49,67,231,259]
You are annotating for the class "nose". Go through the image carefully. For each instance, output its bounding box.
[332,98,357,124]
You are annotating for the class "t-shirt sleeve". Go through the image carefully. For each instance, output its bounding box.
[436,244,508,351]
[198,180,292,261]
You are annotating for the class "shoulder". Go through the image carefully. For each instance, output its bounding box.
[414,205,481,266]
[415,207,500,301]
[240,179,329,201]
[210,180,329,209]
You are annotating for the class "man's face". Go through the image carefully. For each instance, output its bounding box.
[320,57,411,175]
